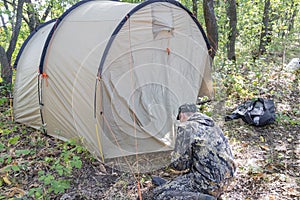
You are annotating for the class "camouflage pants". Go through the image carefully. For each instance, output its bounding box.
[152,173,218,200]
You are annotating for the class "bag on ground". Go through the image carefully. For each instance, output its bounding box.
[225,98,276,126]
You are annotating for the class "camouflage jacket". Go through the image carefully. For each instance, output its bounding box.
[171,112,236,194]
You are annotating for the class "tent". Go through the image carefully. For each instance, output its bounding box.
[13,0,213,162]
[14,19,56,129]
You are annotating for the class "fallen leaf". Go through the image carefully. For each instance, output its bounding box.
[241,143,248,147]
[287,188,300,197]
[260,136,265,142]
[99,163,107,173]
[278,174,286,182]
[260,145,270,151]
[269,195,276,200]
[7,187,26,198]
[2,175,11,185]
[29,183,39,188]
[265,164,277,172]
[254,172,264,177]
[275,145,287,152]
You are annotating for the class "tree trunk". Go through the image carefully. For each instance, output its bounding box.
[26,0,39,32]
[203,0,218,59]
[0,46,11,84]
[192,0,198,17]
[258,0,271,56]
[226,0,237,61]
[7,0,25,63]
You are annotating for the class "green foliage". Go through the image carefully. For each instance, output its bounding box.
[0,142,4,152]
[203,0,300,126]
[25,140,85,197]
[0,96,7,106]
[0,107,88,199]
[0,0,81,79]
[28,187,43,199]
[211,0,300,66]
[276,112,300,126]
[8,135,20,145]
[15,149,33,156]
[38,171,70,195]
[70,156,83,169]
[38,171,54,185]
[0,83,12,95]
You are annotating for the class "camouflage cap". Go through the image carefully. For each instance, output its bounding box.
[176,103,198,120]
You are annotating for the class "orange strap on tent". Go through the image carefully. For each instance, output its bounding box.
[166,47,171,55]
[95,123,105,162]
[9,96,13,121]
[42,72,49,87]
[94,78,105,162]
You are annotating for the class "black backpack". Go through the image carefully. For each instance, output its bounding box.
[225,98,276,126]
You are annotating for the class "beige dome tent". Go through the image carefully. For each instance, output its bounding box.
[14,0,213,162]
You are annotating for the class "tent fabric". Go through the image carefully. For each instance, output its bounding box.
[14,0,213,161]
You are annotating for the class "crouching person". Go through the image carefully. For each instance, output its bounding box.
[153,103,236,200]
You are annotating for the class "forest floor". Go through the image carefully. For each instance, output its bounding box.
[0,57,299,200]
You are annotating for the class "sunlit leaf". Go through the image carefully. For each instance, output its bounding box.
[2,175,11,185]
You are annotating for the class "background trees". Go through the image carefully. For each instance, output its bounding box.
[0,0,78,85]
[0,0,25,84]
[0,0,299,85]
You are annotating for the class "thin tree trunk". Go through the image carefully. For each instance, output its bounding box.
[226,0,237,61]
[0,45,11,84]
[1,0,25,84]
[258,0,271,56]
[41,3,53,22]
[26,0,39,32]
[203,0,218,59]
[192,0,198,17]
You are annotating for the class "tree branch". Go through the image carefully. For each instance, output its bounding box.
[41,3,53,22]
[25,0,38,32]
